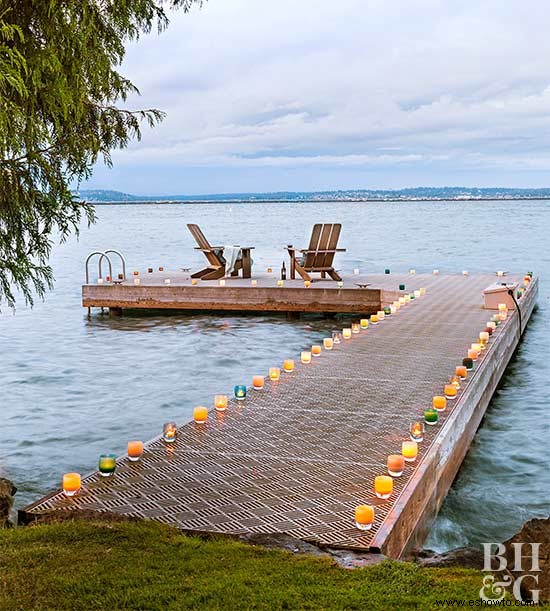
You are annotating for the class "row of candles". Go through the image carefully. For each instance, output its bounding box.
[61,286,426,496]
[353,294,525,531]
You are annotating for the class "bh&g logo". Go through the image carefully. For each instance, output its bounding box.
[481,543,541,604]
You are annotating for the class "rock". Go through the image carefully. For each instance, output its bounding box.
[502,516,549,602]
[325,548,388,569]
[0,478,17,528]
[413,546,485,569]
[238,532,330,558]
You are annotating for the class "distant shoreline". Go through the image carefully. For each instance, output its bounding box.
[88,196,550,205]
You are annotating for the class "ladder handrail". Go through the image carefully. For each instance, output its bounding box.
[85,251,113,284]
[99,249,126,280]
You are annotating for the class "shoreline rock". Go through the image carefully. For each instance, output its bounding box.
[0,478,17,528]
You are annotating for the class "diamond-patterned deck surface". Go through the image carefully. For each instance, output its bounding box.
[24,273,528,549]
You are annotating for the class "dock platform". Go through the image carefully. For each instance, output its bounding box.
[22,272,538,558]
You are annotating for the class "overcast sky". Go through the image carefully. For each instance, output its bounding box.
[87,0,550,195]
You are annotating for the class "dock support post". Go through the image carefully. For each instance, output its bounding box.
[286,311,300,320]
[109,307,123,317]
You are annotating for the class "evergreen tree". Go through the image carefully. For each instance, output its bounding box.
[0,0,201,307]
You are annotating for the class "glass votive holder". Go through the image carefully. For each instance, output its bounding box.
[468,348,479,361]
[410,421,424,442]
[374,475,393,499]
[219,279,226,287]
[385,268,390,274]
[444,384,457,399]
[398,297,406,305]
[484,326,494,335]
[433,395,447,411]
[404,294,411,303]
[399,284,405,291]
[251,280,257,287]
[148,267,153,273]
[409,293,415,301]
[342,328,352,339]
[158,267,164,272]
[301,351,312,364]
[471,343,482,354]
[370,315,378,324]
[253,375,265,390]
[402,441,418,462]
[463,357,474,371]
[351,323,360,334]
[323,338,334,350]
[387,454,404,477]
[127,441,144,462]
[97,277,104,285]
[456,365,467,379]
[433,269,439,275]
[414,290,421,299]
[376,310,385,320]
[277,280,284,287]
[234,385,247,400]
[269,367,281,381]
[332,330,342,344]
[215,395,228,411]
[118,273,124,280]
[487,321,497,331]
[283,359,295,373]
[164,278,171,285]
[360,319,369,329]
[424,407,439,425]
[337,281,344,288]
[451,375,461,390]
[311,345,322,356]
[479,331,490,343]
[355,504,375,531]
[163,421,177,443]
[384,306,391,316]
[462,270,469,276]
[409,269,416,275]
[304,280,311,288]
[194,406,208,424]
[133,271,139,276]
[133,278,140,286]
[353,268,360,275]
[390,305,397,315]
[62,472,81,497]
[98,454,116,477]
[191,278,198,285]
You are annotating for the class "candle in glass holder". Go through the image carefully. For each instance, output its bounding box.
[164,278,171,285]
[353,268,360,275]
[148,267,153,273]
[424,407,439,425]
[253,375,265,390]
[215,395,228,411]
[409,293,415,301]
[97,277,104,285]
[332,330,342,344]
[383,306,391,317]
[62,472,81,496]
[311,345,322,356]
[468,348,479,361]
[158,267,164,272]
[304,280,311,288]
[234,385,247,400]
[398,297,406,305]
[444,384,457,399]
[420,287,426,295]
[374,475,393,499]
[433,395,447,411]
[414,290,421,299]
[433,269,439,275]
[98,454,116,476]
[377,310,385,320]
[479,331,490,344]
[133,278,140,286]
[387,454,405,476]
[385,268,391,274]
[219,279,226,287]
[277,280,284,287]
[399,284,406,291]
[370,315,378,324]
[127,441,144,462]
[337,281,344,288]
[498,312,507,321]
[118,273,124,281]
[342,328,352,339]
[404,294,411,303]
[191,278,198,285]
[323,338,333,350]
[163,422,177,443]
[360,319,369,329]
[471,343,482,354]
[451,375,461,390]
[283,359,295,373]
[267,267,273,273]
[133,271,139,276]
[487,321,497,331]
[410,421,424,442]
[249,279,257,287]
[456,365,467,379]
[463,357,474,371]
[523,276,530,286]
[462,270,469,276]
[409,269,416,275]
[402,441,418,462]
[301,351,312,364]
[351,323,360,334]
[269,367,281,381]
[390,305,397,315]
[354,504,375,530]
[194,406,208,424]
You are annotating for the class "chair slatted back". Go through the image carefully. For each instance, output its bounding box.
[187,224,223,268]
[318,223,341,269]
[303,223,342,270]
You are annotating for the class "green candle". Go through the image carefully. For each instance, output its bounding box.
[385,268,390,274]
[384,306,391,315]
[424,407,439,425]
[98,454,116,477]
[462,357,474,371]
[399,284,405,291]
[409,293,415,300]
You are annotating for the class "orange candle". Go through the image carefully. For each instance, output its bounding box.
[127,440,144,461]
[468,348,479,360]
[253,375,265,390]
[283,359,295,372]
[191,278,198,286]
[323,338,333,350]
[444,384,457,399]
[311,345,322,356]
[374,475,393,499]
[269,367,281,381]
[471,343,482,353]
[193,406,208,423]
[214,395,228,411]
[433,395,447,411]
[402,441,418,462]
[354,504,375,530]
[455,365,467,379]
[62,472,81,497]
[301,351,311,364]
[387,454,405,476]
[342,328,352,339]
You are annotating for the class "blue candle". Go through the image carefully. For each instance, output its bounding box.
[234,385,247,401]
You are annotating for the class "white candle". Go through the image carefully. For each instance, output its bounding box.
[251,280,257,287]
[164,278,171,285]
[219,279,226,287]
[97,278,103,285]
[353,268,360,275]
[134,278,140,285]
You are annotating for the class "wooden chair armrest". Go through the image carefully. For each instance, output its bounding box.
[298,248,346,253]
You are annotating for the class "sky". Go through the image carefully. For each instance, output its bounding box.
[87,0,550,195]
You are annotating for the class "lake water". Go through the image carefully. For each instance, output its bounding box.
[1,200,548,551]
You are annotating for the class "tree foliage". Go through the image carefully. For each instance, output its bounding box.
[0,0,201,308]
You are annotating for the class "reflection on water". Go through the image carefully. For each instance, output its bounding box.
[1,200,549,550]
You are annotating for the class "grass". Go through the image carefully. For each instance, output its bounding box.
[0,519,527,610]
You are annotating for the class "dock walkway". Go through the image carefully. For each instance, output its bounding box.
[21,273,538,558]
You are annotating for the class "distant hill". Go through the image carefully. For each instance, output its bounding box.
[77,187,550,203]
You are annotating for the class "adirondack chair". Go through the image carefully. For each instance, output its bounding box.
[286,223,345,282]
[187,224,253,280]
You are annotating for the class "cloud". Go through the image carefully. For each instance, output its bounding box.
[88,0,550,193]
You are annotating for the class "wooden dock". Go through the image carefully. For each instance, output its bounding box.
[22,272,538,558]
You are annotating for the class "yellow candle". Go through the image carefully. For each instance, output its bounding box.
[471,343,482,355]
[370,314,378,324]
[342,328,352,339]
[193,406,208,423]
[354,505,375,530]
[191,278,198,285]
[420,287,426,295]
[253,375,265,389]
[433,395,447,411]
[277,280,284,287]
[269,367,281,381]
[62,472,81,497]
[498,303,508,312]
[360,319,369,329]
[402,441,418,462]
[404,294,411,303]
[374,475,393,499]
[444,384,457,399]
[283,359,295,372]
[323,338,333,350]
[301,351,311,364]
[214,395,228,411]
[304,280,311,288]
[127,440,144,461]
[311,345,322,356]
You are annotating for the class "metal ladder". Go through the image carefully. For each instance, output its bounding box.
[84,249,127,315]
